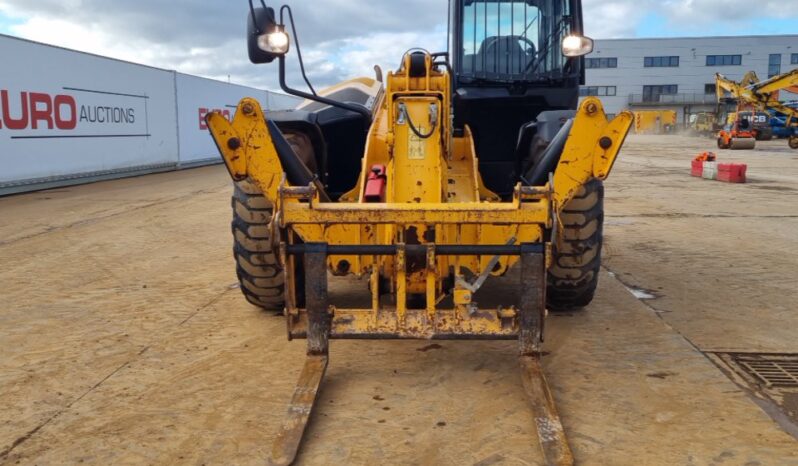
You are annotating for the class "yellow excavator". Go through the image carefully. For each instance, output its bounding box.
[206,1,632,464]
[688,112,717,137]
[716,69,798,150]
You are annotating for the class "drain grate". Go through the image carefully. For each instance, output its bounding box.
[710,352,798,428]
[733,354,798,388]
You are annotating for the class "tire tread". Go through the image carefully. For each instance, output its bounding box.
[547,178,604,311]
[231,179,285,311]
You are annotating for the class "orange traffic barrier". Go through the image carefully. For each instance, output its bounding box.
[717,163,747,183]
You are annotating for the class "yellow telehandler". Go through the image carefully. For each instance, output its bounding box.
[206,1,632,464]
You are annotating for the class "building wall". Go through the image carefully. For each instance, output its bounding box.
[0,34,301,195]
[583,35,798,122]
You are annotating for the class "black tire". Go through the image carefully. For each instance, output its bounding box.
[547,178,604,311]
[754,129,772,141]
[232,179,285,310]
[789,136,798,150]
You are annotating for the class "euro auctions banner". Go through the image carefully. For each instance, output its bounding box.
[0,34,178,185]
[0,87,148,137]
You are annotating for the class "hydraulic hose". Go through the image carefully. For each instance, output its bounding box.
[400,104,438,139]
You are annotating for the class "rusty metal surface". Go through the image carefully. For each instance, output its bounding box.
[279,199,551,224]
[520,355,574,466]
[288,307,521,339]
[268,355,328,466]
[304,244,330,356]
[519,247,545,356]
[269,245,332,466]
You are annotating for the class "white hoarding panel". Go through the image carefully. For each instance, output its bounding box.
[177,74,263,164]
[175,74,301,165]
[0,35,179,187]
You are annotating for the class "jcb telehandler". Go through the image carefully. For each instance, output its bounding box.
[207,1,632,464]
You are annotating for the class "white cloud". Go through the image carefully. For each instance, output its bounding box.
[583,0,649,38]
[0,0,795,90]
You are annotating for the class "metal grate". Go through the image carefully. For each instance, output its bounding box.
[733,354,798,388]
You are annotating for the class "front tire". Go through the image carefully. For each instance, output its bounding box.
[231,179,285,310]
[547,179,604,311]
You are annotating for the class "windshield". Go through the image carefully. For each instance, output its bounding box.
[458,0,573,82]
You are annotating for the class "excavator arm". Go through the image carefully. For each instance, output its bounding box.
[716,70,798,148]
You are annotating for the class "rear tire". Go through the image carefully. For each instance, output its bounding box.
[232,179,285,310]
[547,179,604,311]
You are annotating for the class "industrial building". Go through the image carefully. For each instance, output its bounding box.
[583,34,798,122]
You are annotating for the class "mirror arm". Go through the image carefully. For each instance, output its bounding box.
[278,55,373,128]
[280,5,317,96]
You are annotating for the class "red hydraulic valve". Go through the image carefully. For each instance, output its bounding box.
[364,164,387,202]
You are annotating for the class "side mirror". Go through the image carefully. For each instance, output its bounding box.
[248,6,290,64]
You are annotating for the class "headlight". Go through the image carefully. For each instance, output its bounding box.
[258,30,290,55]
[562,35,594,57]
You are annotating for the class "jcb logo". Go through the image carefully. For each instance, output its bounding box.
[0,90,77,130]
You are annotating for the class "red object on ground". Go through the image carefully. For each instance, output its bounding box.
[691,159,704,177]
[694,151,716,162]
[717,163,747,183]
[364,164,387,201]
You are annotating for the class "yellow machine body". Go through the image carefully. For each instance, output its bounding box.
[634,110,677,134]
[689,112,716,135]
[207,52,632,340]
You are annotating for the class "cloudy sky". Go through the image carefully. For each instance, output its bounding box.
[0,0,794,91]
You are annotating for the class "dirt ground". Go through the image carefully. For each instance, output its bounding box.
[1,134,797,465]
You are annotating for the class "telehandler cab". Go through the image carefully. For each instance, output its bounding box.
[206,1,632,464]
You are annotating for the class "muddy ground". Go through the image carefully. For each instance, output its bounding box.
[1,135,797,465]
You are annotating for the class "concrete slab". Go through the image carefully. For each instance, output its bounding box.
[0,139,796,464]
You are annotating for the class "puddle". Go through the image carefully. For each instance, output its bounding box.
[607,271,656,300]
[628,287,656,300]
